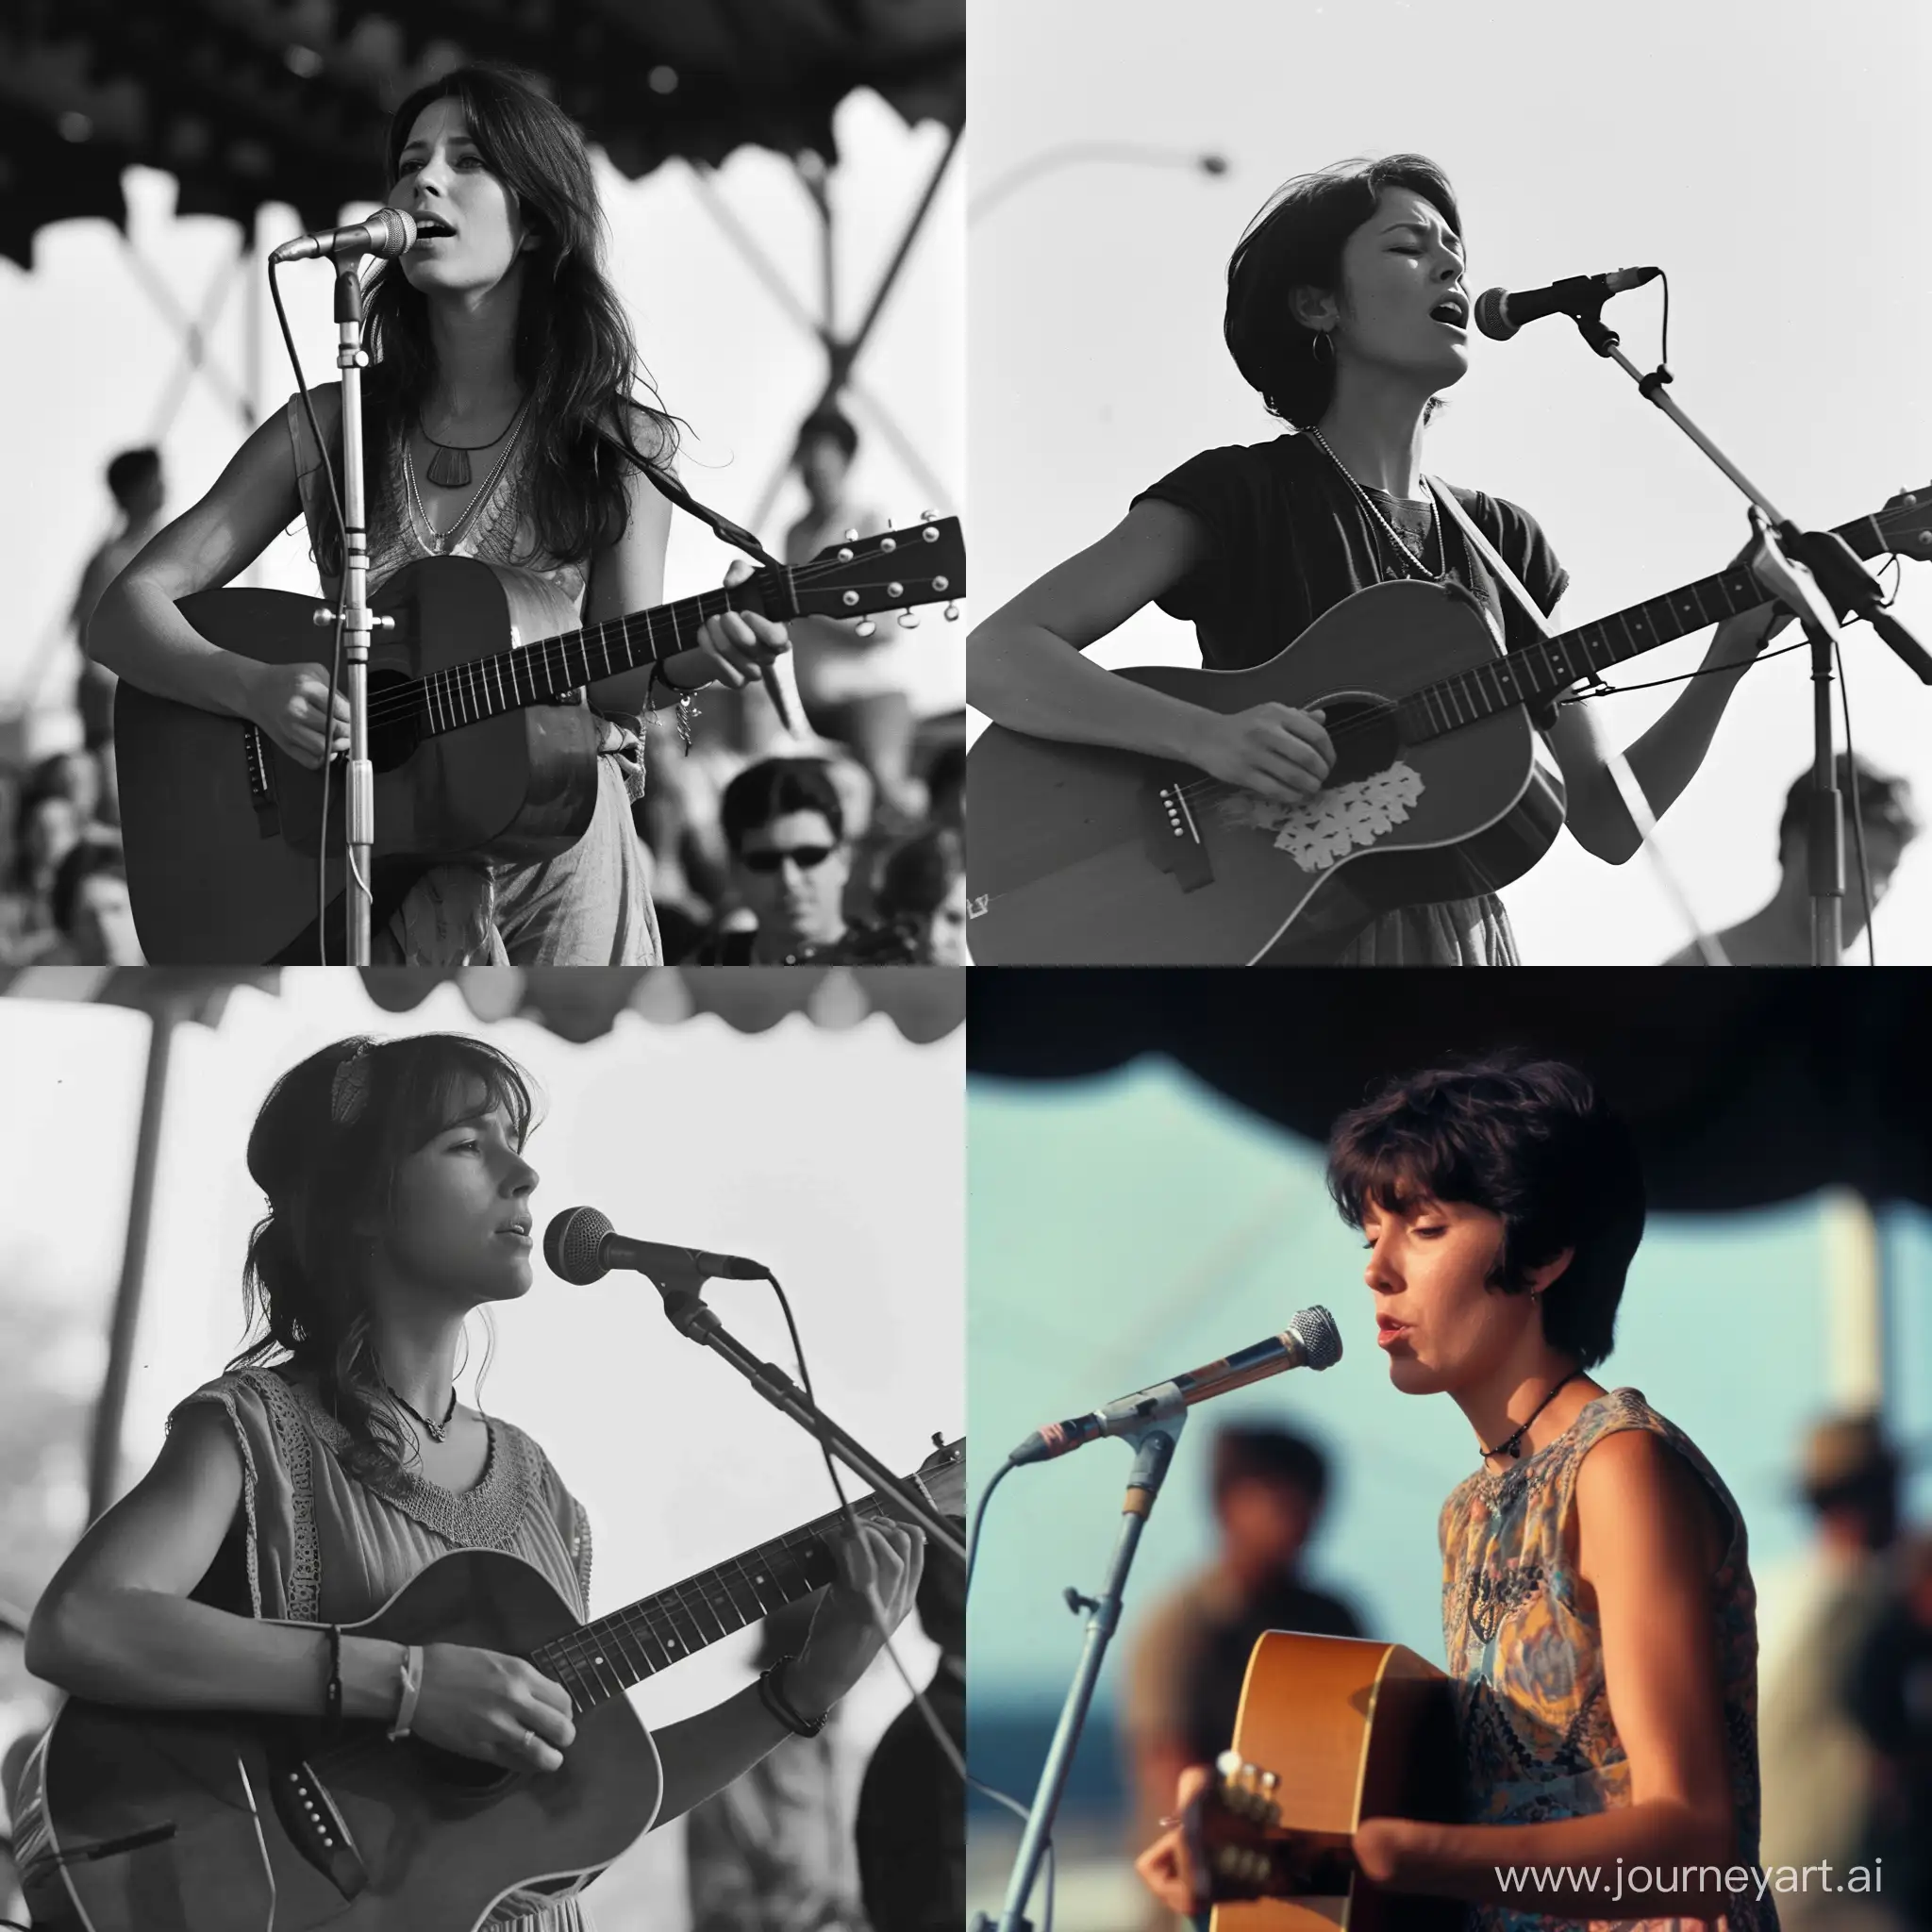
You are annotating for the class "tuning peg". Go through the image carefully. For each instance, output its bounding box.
[943,603,959,622]
[897,609,919,629]
[854,618,877,639]
[919,507,937,522]
[843,527,859,542]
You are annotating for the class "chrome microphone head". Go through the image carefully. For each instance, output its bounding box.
[543,1206,613,1284]
[1289,1305,1343,1370]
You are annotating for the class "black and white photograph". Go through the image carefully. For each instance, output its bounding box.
[0,965,966,1931]
[965,0,1932,966]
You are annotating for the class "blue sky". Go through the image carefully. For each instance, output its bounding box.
[968,1058,1932,1703]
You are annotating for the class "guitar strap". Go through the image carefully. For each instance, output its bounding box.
[639,458,783,572]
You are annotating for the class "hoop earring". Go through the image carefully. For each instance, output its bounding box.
[1309,330,1336,369]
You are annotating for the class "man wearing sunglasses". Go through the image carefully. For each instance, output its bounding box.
[691,757,857,964]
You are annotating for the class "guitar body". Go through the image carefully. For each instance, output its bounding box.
[1213,1632,1465,1932]
[14,1549,660,1932]
[966,579,1566,963]
[117,557,603,964]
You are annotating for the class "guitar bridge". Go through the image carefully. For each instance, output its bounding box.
[1141,772,1215,892]
[242,723,279,838]
[268,1748,370,1900]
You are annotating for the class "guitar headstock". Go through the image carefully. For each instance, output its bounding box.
[788,515,966,630]
[911,1436,966,1521]
[1179,1753,1355,1909]
[1870,481,1932,560]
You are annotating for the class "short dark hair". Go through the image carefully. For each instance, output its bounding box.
[1212,1426,1329,1510]
[794,408,858,464]
[1225,154,1460,430]
[1777,753,1919,860]
[105,447,161,509]
[1325,1057,1644,1371]
[720,757,845,855]
[51,829,125,936]
[876,827,963,921]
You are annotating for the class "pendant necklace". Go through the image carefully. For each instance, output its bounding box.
[1481,1369,1581,1463]
[386,1381,458,1444]
[419,399,525,490]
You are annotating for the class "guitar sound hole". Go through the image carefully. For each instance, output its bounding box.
[1319,693,1402,788]
[367,670,423,774]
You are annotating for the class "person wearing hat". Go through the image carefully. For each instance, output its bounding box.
[25,1032,922,1931]
[1757,1413,1904,1932]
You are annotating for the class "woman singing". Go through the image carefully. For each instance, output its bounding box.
[25,1032,922,1931]
[1137,1058,1775,1928]
[969,156,1785,963]
[89,63,789,964]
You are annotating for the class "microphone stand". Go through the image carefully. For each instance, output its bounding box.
[974,1418,1184,1932]
[648,1262,967,1563]
[330,260,387,965]
[1564,300,1932,965]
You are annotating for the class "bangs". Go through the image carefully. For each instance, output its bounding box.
[379,1036,538,1155]
[1326,1127,1482,1229]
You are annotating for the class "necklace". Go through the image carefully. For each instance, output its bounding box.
[385,1381,458,1444]
[1305,427,1448,582]
[1481,1368,1582,1463]
[405,402,527,556]
[419,402,523,490]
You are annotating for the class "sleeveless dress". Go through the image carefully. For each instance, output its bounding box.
[171,1366,606,1932]
[283,389,662,966]
[1440,1388,1776,1932]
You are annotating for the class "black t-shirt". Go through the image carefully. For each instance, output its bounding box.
[1134,433,1570,673]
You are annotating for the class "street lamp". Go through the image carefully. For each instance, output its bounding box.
[969,142,1229,225]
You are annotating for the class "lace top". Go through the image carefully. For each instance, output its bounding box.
[1439,1388,1775,1932]
[170,1366,599,1930]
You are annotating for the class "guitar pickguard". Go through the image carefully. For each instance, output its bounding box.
[1218,760,1427,873]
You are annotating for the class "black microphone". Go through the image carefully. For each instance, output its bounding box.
[542,1205,771,1287]
[1474,266,1660,341]
[1006,1306,1343,1466]
[268,208,454,265]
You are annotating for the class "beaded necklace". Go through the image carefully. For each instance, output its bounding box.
[1305,425,1449,582]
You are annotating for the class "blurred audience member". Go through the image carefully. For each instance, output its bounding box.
[784,409,924,826]
[924,741,965,834]
[856,1527,966,1932]
[1849,1531,1932,1930]
[687,758,856,963]
[4,754,99,961]
[685,1596,865,1932]
[1666,754,1920,963]
[71,449,167,807]
[1120,1427,1362,1904]
[1758,1413,1903,1930]
[43,829,140,965]
[874,827,968,964]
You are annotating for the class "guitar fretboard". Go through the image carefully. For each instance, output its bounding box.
[528,1489,896,1714]
[412,582,773,738]
[1395,506,1897,743]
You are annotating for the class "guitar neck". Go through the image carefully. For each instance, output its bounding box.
[1402,505,1890,741]
[416,576,780,737]
[529,1488,896,1712]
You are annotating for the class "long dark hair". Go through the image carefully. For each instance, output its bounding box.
[1224,153,1460,430]
[343,62,680,575]
[231,1033,540,1479]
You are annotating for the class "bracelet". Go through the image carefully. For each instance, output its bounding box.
[757,1654,827,1739]
[323,1624,343,1734]
[387,1644,425,1742]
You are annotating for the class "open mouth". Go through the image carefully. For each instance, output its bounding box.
[1429,294,1470,330]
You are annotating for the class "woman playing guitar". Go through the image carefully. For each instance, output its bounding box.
[23,1032,922,1931]
[1138,1058,1776,1927]
[969,156,1787,964]
[87,63,790,965]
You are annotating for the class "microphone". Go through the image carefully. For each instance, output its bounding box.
[268,208,454,265]
[1474,266,1660,341]
[542,1205,771,1287]
[1006,1306,1342,1466]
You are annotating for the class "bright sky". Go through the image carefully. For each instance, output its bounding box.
[967,1060,1932,1703]
[0,975,963,1915]
[969,0,1932,964]
[0,86,965,728]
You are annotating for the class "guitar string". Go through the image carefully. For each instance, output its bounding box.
[336,545,952,738]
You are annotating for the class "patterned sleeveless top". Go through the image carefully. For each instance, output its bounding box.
[170,1366,611,1932]
[1440,1388,1775,1932]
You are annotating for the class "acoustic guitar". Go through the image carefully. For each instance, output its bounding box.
[12,1438,963,1932]
[1181,1631,1465,1932]
[965,486,1932,962]
[115,517,965,963]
